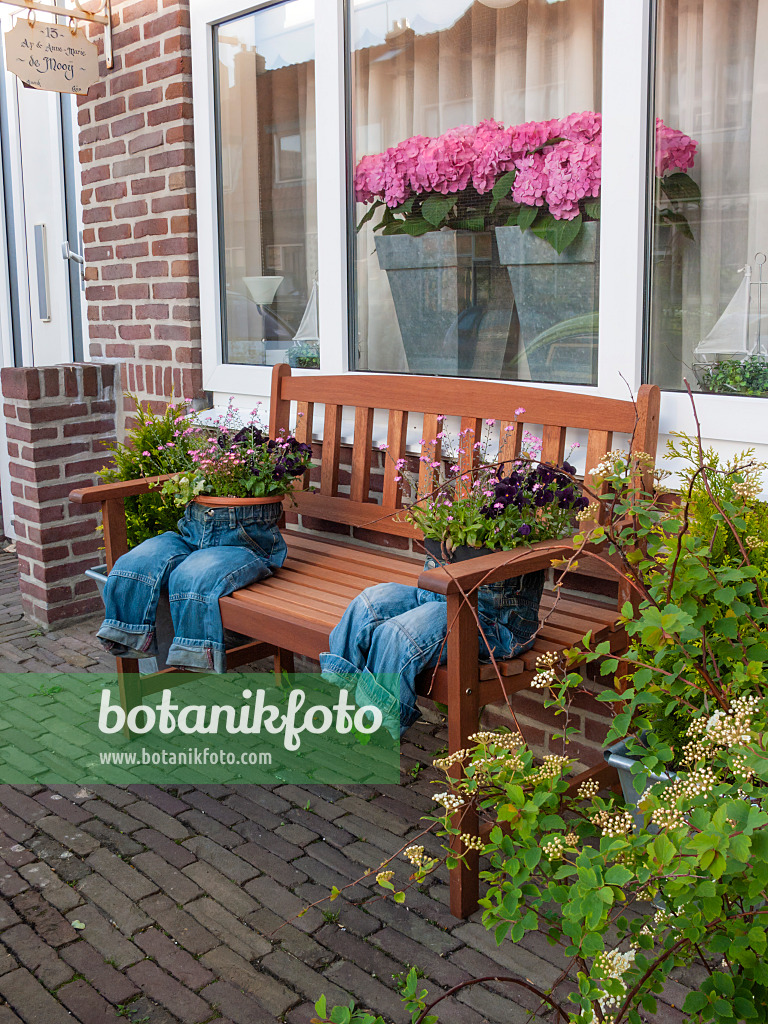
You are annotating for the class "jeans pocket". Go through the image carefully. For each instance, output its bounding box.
[236,524,276,560]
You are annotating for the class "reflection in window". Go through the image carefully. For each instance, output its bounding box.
[349,0,603,383]
[215,3,318,367]
[648,0,768,399]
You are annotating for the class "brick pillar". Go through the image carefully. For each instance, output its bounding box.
[77,0,201,416]
[0,364,118,627]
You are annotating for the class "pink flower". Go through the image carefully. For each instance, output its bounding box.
[515,407,525,416]
[655,117,697,176]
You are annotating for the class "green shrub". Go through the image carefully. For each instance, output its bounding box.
[699,353,768,396]
[97,395,195,549]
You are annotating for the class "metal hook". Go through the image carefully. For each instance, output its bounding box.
[26,8,35,28]
[756,252,767,266]
[69,16,77,35]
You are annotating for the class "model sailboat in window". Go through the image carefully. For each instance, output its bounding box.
[287,278,320,369]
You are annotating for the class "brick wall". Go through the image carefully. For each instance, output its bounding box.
[0,364,119,627]
[77,0,200,415]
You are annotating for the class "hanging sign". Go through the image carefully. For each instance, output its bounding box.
[4,15,99,95]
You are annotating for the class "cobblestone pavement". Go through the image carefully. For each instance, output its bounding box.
[0,552,695,1024]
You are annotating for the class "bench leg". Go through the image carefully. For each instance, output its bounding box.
[273,649,295,679]
[116,656,142,739]
[446,592,480,918]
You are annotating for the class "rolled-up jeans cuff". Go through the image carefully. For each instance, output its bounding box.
[96,621,157,659]
[320,653,405,740]
[167,638,227,674]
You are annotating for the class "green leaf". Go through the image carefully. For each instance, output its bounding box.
[517,204,539,231]
[584,199,601,220]
[421,194,455,227]
[490,170,517,212]
[356,201,383,231]
[530,212,583,254]
[71,920,86,930]
[400,217,433,237]
[605,865,633,885]
[315,994,328,1018]
[683,991,709,1013]
[393,891,405,904]
[659,171,701,203]
[455,216,486,232]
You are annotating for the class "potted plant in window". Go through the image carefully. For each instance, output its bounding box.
[355,113,698,384]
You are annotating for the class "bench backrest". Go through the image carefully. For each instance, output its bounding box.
[268,365,661,540]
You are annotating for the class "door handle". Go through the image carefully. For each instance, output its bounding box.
[62,241,85,278]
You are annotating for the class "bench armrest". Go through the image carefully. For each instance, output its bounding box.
[417,537,588,596]
[69,474,174,505]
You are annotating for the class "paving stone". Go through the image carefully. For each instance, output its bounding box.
[176,811,243,849]
[285,809,354,848]
[245,876,324,934]
[0,789,47,826]
[25,836,90,884]
[236,844,307,888]
[291,854,370,902]
[33,792,91,825]
[79,820,144,858]
[336,795,412,837]
[200,944,299,1017]
[127,959,211,1024]
[0,833,35,870]
[275,823,320,847]
[36,816,99,856]
[181,861,258,918]
[302,840,376,884]
[259,949,351,1009]
[61,940,141,1003]
[275,786,347,822]
[0,967,74,1024]
[180,837,257,884]
[0,866,28,899]
[76,873,151,936]
[138,895,218,956]
[370,899,461,955]
[132,829,196,869]
[199,980,274,1024]
[86,848,158,901]
[234,830,303,865]
[124,801,190,840]
[16,864,80,913]
[0,1005,23,1023]
[246,908,332,969]
[451,921,571,992]
[0,926,72,989]
[323,960,407,1023]
[125,785,190,816]
[81,784,137,809]
[56,978,121,1023]
[295,883,381,937]
[226,794,284,832]
[316,924,402,986]
[130,852,201,904]
[11,891,78,947]
[181,791,243,826]
[448,945,556,1020]
[373,925,470,988]
[64,906,143,969]
[0,899,21,932]
[81,800,145,834]
[0,945,17,976]
[117,994,186,1024]
[184,897,271,960]
[134,928,214,991]
[0,811,34,844]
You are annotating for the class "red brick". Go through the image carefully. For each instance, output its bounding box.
[105,343,136,357]
[78,108,91,126]
[163,33,191,56]
[80,125,109,145]
[152,194,195,214]
[138,345,172,361]
[116,242,149,259]
[171,214,196,234]
[155,325,198,342]
[129,88,163,110]
[171,259,197,277]
[153,282,197,300]
[5,424,58,443]
[169,169,195,191]
[95,140,127,159]
[99,224,131,241]
[110,69,144,95]
[110,24,141,53]
[123,0,159,22]
[13,502,70,525]
[84,245,114,261]
[165,125,194,145]
[124,42,161,68]
[1,367,40,401]
[102,305,133,321]
[143,9,190,37]
[118,326,150,341]
[135,218,167,238]
[10,463,60,484]
[165,81,192,101]
[102,265,133,280]
[128,131,163,155]
[174,346,201,363]
[112,113,146,137]
[113,156,145,176]
[95,183,127,202]
[146,56,191,84]
[115,200,148,219]
[94,97,126,121]
[148,149,190,171]
[83,207,112,224]
[118,283,150,300]
[82,165,110,184]
[171,304,199,322]
[147,102,192,127]
[136,260,168,278]
[152,237,196,255]
[135,303,169,319]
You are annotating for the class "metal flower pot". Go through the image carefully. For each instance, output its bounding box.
[375,230,518,379]
[604,736,673,832]
[495,222,599,385]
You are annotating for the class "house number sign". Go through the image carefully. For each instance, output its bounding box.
[4,15,99,95]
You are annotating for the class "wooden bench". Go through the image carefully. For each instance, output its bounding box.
[71,365,660,918]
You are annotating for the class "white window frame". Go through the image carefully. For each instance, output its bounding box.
[191,0,768,449]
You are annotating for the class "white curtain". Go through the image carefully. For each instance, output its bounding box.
[651,0,768,387]
[351,0,603,371]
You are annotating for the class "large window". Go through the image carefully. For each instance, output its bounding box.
[349,0,603,383]
[647,0,768,400]
[214,2,317,367]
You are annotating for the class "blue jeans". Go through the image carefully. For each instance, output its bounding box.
[319,561,545,738]
[97,501,286,673]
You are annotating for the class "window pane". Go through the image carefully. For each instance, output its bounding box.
[648,0,768,399]
[215,2,318,368]
[349,0,603,383]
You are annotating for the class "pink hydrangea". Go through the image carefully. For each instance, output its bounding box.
[655,117,697,176]
[354,111,697,220]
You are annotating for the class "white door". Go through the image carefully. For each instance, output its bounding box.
[0,6,86,539]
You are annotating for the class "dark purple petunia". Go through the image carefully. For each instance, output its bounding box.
[518,524,532,536]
